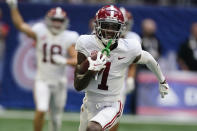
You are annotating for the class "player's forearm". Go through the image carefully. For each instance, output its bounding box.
[136,50,165,83]
[127,64,136,78]
[74,65,95,91]
[10,8,25,30]
[66,58,77,67]
[7,0,36,40]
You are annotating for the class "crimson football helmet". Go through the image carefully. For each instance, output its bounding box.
[45,7,68,35]
[95,5,125,45]
[120,7,133,36]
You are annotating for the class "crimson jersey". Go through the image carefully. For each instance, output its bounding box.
[32,22,79,83]
[75,35,142,101]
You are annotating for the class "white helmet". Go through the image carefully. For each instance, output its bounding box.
[45,7,68,35]
[94,5,125,45]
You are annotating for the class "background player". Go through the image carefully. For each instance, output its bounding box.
[7,0,79,131]
[74,5,169,131]
[110,7,142,131]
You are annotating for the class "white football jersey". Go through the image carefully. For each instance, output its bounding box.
[75,35,142,101]
[32,22,79,83]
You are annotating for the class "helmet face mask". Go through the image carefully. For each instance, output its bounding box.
[100,21,121,32]
[96,21,122,41]
[95,5,125,45]
[45,7,68,35]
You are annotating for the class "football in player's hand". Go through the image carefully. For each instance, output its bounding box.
[78,53,104,74]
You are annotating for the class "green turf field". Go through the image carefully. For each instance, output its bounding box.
[0,118,79,131]
[1,118,197,131]
[0,110,197,131]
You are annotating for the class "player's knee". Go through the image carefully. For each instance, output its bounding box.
[35,111,45,117]
[86,121,102,131]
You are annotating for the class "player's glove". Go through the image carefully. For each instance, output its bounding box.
[52,54,67,65]
[6,0,18,8]
[159,80,169,98]
[88,51,107,71]
[126,77,135,94]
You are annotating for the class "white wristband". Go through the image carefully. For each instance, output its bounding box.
[53,55,67,65]
[126,77,135,93]
[127,77,134,85]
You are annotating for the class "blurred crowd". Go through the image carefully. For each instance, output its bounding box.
[0,0,197,6]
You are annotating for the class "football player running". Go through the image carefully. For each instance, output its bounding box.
[74,5,169,131]
[7,0,79,131]
[109,7,142,131]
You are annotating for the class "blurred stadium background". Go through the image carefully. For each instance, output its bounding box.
[1,0,197,131]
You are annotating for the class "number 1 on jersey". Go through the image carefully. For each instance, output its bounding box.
[98,62,111,90]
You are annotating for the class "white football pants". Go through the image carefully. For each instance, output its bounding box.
[79,97,123,131]
[34,80,67,131]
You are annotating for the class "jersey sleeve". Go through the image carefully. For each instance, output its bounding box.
[69,31,79,45]
[32,23,44,38]
[75,35,89,57]
[64,31,79,49]
[127,39,142,64]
